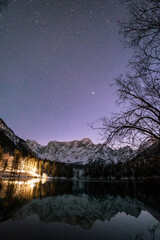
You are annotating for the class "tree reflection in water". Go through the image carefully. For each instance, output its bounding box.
[0,179,160,240]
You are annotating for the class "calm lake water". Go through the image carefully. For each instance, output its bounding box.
[0,179,160,240]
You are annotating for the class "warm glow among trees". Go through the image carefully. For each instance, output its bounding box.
[0,145,73,179]
[0,145,3,162]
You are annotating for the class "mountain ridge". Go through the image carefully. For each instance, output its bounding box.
[0,117,135,164]
[26,138,135,165]
[1,117,160,179]
[0,118,135,165]
[0,118,35,156]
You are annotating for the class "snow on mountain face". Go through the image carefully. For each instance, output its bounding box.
[0,117,135,163]
[26,138,136,165]
[0,118,13,132]
[0,118,34,155]
[0,118,19,145]
[13,194,148,229]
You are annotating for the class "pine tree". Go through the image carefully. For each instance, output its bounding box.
[12,149,21,175]
[0,145,3,162]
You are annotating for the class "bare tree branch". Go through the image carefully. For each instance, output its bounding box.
[91,0,160,148]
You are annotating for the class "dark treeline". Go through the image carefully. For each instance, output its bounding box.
[1,144,160,179]
[85,157,160,179]
[1,179,160,224]
[0,145,74,178]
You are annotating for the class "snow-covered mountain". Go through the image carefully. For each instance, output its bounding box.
[0,117,136,164]
[26,138,136,165]
[1,178,160,227]
[13,193,157,229]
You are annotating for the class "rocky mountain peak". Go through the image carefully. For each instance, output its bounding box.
[26,138,136,165]
[0,118,35,156]
[0,118,14,134]
[81,138,93,144]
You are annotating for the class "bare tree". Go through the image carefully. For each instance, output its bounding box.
[91,0,160,148]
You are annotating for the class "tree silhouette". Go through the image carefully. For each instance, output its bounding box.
[12,149,21,176]
[92,0,160,148]
[119,0,160,75]
[0,145,3,162]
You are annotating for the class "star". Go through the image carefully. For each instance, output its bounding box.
[0,0,129,145]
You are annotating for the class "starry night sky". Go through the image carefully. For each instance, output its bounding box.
[0,0,130,145]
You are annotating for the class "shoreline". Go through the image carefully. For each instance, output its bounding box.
[0,174,160,182]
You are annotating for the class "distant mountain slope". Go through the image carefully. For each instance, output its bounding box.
[0,117,135,164]
[0,117,160,179]
[0,118,34,156]
[26,138,136,165]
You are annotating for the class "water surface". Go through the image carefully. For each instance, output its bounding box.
[0,179,160,240]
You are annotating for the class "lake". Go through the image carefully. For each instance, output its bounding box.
[0,178,160,240]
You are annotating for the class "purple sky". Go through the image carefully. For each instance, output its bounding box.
[0,0,130,145]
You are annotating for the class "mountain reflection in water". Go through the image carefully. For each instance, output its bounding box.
[0,179,160,240]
